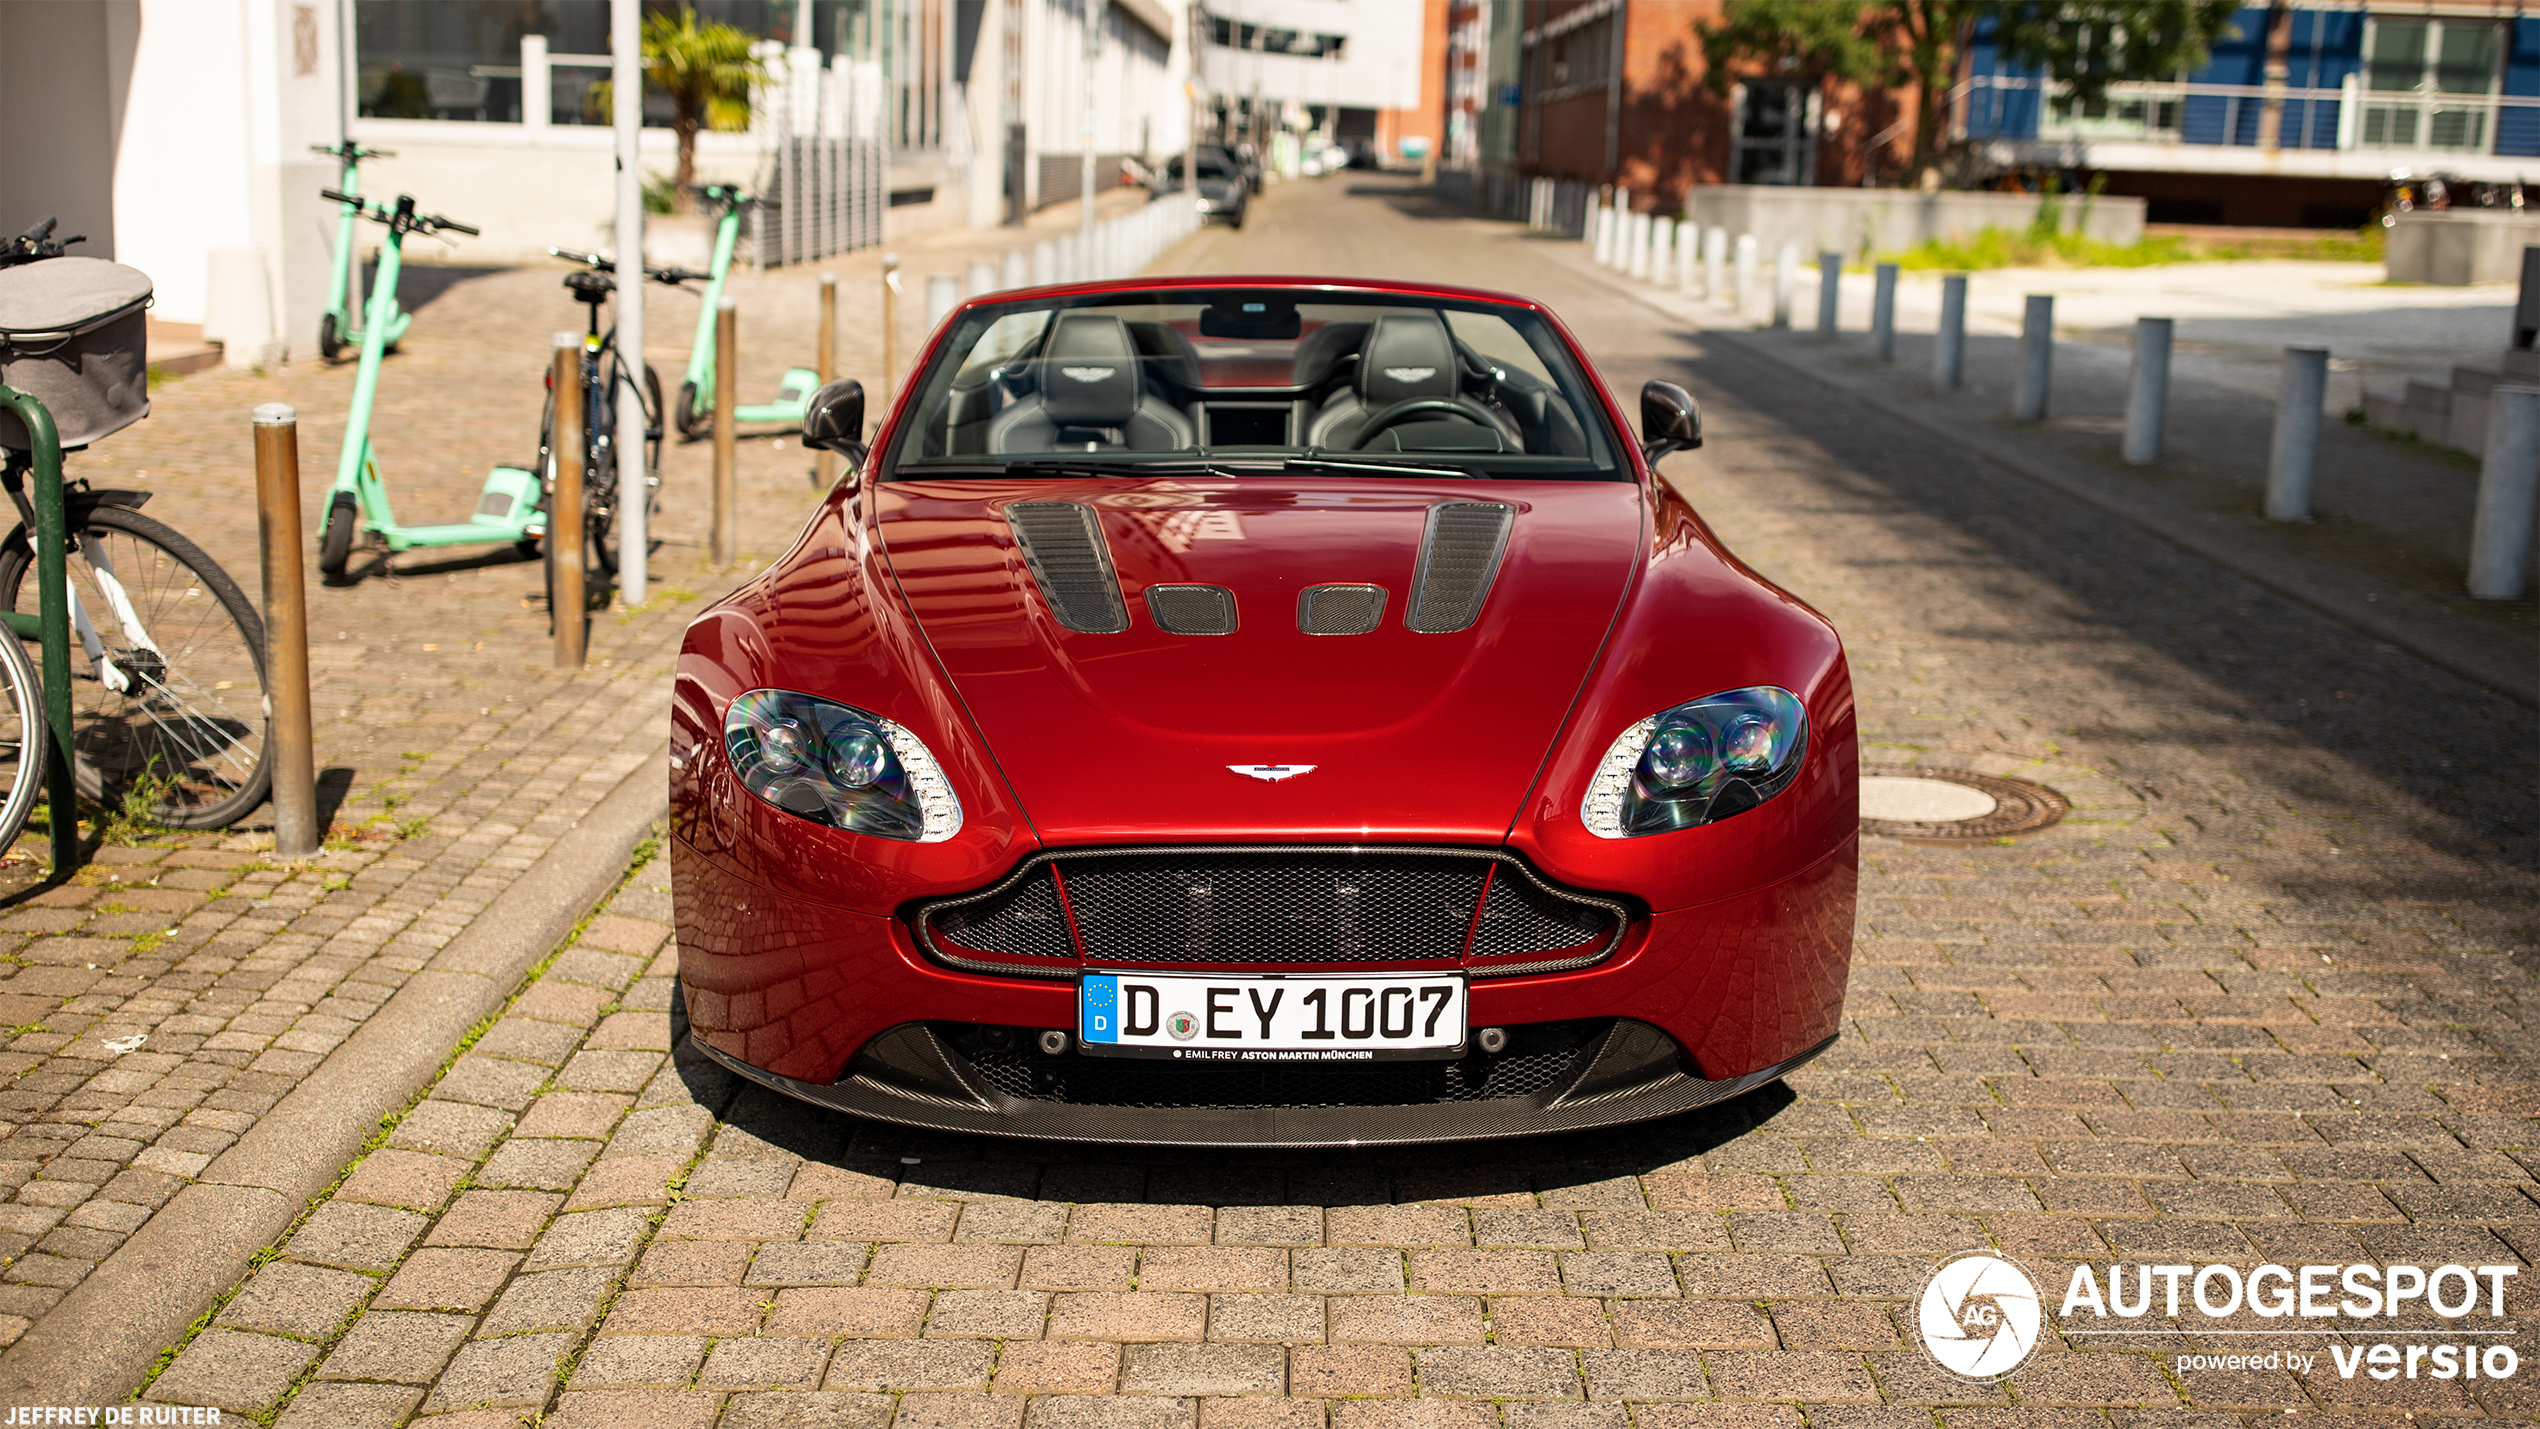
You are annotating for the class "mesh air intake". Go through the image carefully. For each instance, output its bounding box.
[1007,501,1128,634]
[1144,584,1237,635]
[1406,503,1514,633]
[1297,583,1386,635]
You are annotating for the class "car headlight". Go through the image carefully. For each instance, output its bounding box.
[1580,686,1808,839]
[723,689,962,843]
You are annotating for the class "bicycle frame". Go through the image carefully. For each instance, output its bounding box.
[327,203,541,554]
[318,145,410,355]
[680,187,818,429]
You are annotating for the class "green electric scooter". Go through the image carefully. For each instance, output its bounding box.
[315,193,547,583]
[313,143,412,361]
[671,183,819,438]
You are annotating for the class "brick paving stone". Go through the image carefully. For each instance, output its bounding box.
[823,1339,996,1392]
[765,1285,931,1337]
[316,1308,474,1382]
[1120,1342,1285,1396]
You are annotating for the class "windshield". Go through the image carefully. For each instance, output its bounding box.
[884,288,1627,481]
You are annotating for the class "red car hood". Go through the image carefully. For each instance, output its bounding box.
[875,476,1643,844]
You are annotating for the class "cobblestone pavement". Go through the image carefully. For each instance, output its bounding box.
[138,177,2536,1426]
[0,202,1108,1366]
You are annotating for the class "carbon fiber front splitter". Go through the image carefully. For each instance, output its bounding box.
[687,1024,1837,1149]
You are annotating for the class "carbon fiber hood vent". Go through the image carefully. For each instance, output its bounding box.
[1297,583,1386,635]
[1406,502,1514,633]
[1145,583,1237,635]
[1007,501,1128,633]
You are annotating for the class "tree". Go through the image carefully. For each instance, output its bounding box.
[643,7,767,208]
[1698,1,2241,187]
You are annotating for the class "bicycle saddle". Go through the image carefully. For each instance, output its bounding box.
[565,270,615,303]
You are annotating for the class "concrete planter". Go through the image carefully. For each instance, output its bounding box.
[2385,211,2540,285]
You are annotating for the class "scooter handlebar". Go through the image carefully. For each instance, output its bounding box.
[422,215,479,236]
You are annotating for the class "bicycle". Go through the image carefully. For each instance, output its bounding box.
[0,218,272,838]
[670,184,818,439]
[313,142,409,361]
[539,249,673,617]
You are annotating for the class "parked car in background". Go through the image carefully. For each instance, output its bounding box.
[1153,147,1249,228]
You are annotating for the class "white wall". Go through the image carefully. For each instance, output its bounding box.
[0,1,133,261]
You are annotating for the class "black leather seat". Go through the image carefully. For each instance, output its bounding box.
[1304,313,1463,449]
[989,313,1194,454]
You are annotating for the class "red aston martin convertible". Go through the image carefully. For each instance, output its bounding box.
[668,276,1857,1146]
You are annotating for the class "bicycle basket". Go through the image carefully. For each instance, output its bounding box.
[0,257,152,451]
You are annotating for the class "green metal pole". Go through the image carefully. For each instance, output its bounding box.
[0,387,78,876]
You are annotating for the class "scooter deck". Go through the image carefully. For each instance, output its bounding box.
[382,516,536,551]
[731,367,822,425]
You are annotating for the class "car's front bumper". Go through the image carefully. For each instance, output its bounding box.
[672,833,1853,1143]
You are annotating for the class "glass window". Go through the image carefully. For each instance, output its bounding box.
[2360,18,2499,153]
[884,289,1627,481]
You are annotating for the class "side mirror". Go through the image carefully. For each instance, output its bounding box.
[800,378,870,475]
[1640,380,1702,462]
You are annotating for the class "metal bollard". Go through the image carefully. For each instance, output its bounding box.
[2266,346,2329,521]
[711,301,737,568]
[2470,386,2540,599]
[551,335,588,662]
[967,259,1000,298]
[1871,262,1898,363]
[1772,241,1799,329]
[881,253,901,405]
[1732,234,1757,311]
[2013,294,2053,422]
[1816,252,1842,338]
[2122,317,2173,466]
[1704,226,1727,302]
[814,273,837,489]
[250,404,319,858]
[1005,249,1030,290]
[1935,274,1967,390]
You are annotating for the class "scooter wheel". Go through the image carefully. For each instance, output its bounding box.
[675,380,705,441]
[318,492,358,580]
[318,313,343,363]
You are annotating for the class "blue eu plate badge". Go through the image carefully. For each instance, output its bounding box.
[1080,975,1119,1044]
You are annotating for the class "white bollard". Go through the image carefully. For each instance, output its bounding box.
[2014,294,2053,421]
[2267,346,2330,520]
[1651,219,1675,289]
[1732,234,1757,311]
[1704,226,1728,302]
[1005,249,1030,290]
[1627,212,1651,280]
[1591,197,1613,265]
[967,260,1000,298]
[1815,252,1842,338]
[1935,274,1967,390]
[1871,262,1898,362]
[2122,317,2174,466]
[2470,386,2540,598]
[1033,240,1056,286]
[1772,241,1799,329]
[1675,222,1696,291]
[924,274,960,329]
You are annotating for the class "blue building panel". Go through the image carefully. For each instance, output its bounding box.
[1961,27,2043,141]
[2284,8,2363,149]
[2503,17,2540,157]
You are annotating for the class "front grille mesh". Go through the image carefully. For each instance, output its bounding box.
[1471,867,1612,959]
[916,849,1625,973]
[1061,852,1483,965]
[931,866,1074,960]
[952,1019,1606,1108]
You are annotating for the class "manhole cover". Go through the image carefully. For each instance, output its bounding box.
[1860,768,2068,842]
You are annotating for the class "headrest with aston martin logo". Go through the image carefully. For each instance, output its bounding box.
[1356,312,1458,407]
[1039,313,1142,427]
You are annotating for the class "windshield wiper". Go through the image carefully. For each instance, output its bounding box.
[888,459,1221,480]
[1283,456,1485,480]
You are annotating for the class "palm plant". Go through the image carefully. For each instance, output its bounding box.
[643,7,766,209]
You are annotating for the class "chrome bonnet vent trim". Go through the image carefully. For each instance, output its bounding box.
[1007,501,1129,634]
[1297,583,1386,635]
[1405,502,1515,634]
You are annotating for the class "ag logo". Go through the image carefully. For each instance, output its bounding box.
[1166,1011,1199,1041]
[1060,366,1116,383]
[1915,1251,2042,1382]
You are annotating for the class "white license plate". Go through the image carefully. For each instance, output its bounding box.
[1077,970,1467,1061]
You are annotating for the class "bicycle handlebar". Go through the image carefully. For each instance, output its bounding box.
[0,217,84,267]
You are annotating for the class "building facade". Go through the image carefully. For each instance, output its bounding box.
[1197,0,1434,172]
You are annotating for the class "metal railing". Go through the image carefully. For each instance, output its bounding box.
[1968,73,2540,156]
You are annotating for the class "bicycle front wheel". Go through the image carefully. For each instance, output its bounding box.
[0,507,273,829]
[0,631,43,856]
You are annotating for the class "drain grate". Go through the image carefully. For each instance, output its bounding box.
[1860,768,2068,842]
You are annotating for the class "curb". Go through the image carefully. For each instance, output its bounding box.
[1551,246,2540,710]
[0,744,671,1409]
